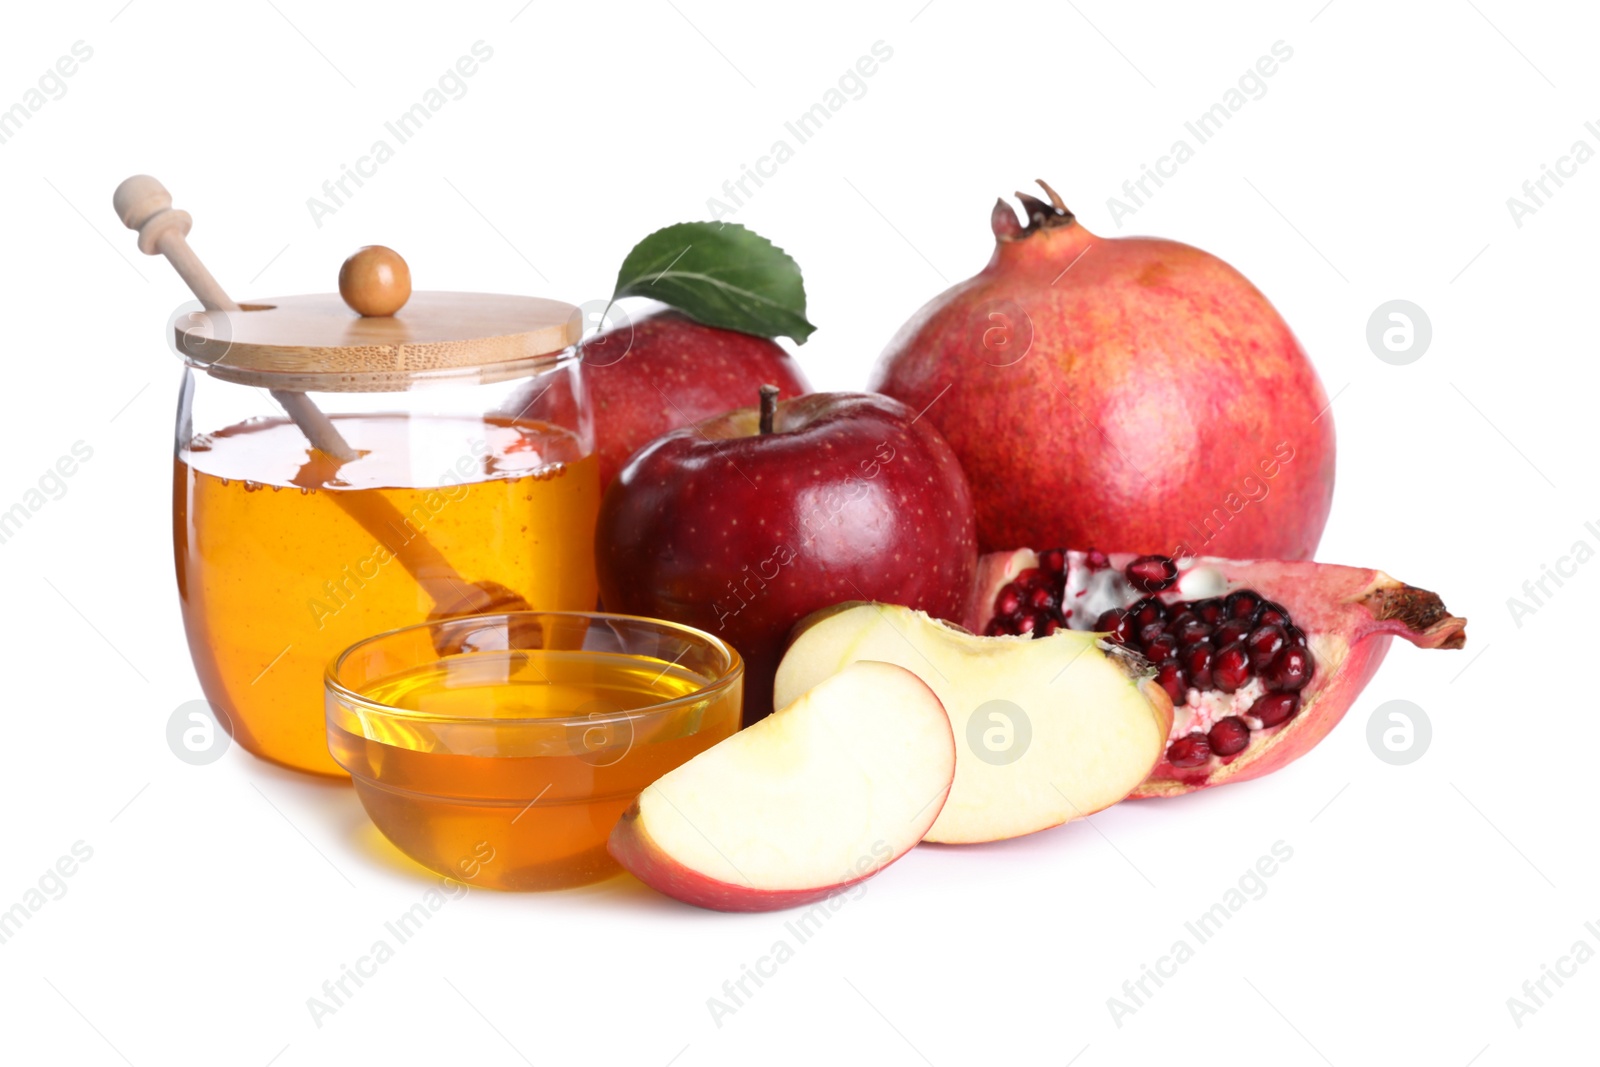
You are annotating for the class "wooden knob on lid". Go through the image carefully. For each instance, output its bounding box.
[339,245,411,317]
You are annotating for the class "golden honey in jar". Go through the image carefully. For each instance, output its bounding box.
[170,289,595,776]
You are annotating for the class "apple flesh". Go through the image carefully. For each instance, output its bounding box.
[582,310,812,491]
[775,604,1173,844]
[596,391,977,724]
[607,661,956,911]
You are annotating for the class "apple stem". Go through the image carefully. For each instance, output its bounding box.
[758,384,779,435]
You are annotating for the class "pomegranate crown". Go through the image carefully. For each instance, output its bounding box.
[992,180,1076,241]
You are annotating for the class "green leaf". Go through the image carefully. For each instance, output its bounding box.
[611,222,816,344]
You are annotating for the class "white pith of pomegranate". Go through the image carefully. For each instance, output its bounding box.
[965,548,1468,796]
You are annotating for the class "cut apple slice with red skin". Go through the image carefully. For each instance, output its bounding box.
[776,603,1174,844]
[607,661,955,912]
[966,549,1467,797]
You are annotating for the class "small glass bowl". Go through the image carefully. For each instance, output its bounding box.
[326,612,743,890]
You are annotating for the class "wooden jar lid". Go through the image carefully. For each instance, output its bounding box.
[180,291,581,392]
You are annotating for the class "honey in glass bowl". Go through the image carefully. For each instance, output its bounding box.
[326,612,744,890]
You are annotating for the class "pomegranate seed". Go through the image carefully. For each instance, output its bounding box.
[1128,597,1167,628]
[1174,619,1213,647]
[1225,590,1262,621]
[1039,548,1066,575]
[1138,621,1167,647]
[1037,617,1062,636]
[1181,641,1214,689]
[1016,567,1046,590]
[1263,646,1313,692]
[994,583,1022,617]
[1126,554,1178,593]
[1208,716,1251,756]
[1096,608,1134,645]
[1015,610,1043,635]
[1248,691,1300,727]
[1144,633,1177,662]
[1256,601,1290,628]
[1167,732,1211,768]
[1027,585,1057,611]
[1212,642,1251,693]
[1213,619,1253,648]
[1284,625,1308,648]
[1191,598,1224,625]
[1085,549,1110,571]
[1246,624,1287,671]
[983,619,1009,637]
[1154,659,1187,706]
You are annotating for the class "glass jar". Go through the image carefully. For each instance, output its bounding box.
[171,294,597,776]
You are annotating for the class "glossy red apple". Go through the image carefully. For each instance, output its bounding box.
[595,389,977,723]
[582,310,812,491]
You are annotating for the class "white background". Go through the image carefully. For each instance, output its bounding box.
[0,0,1588,1063]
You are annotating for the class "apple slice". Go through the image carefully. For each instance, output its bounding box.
[775,604,1173,844]
[608,661,956,912]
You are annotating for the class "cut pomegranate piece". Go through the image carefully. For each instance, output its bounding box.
[964,547,1467,797]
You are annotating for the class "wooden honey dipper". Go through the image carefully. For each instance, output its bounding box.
[114,175,533,638]
[114,176,362,463]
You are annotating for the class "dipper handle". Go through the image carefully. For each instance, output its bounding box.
[113,174,358,463]
[113,175,239,313]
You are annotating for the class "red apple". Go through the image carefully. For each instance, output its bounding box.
[595,390,977,724]
[582,310,812,491]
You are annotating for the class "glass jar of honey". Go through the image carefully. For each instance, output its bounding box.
[171,262,598,776]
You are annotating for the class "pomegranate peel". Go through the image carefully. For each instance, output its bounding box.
[966,549,1466,797]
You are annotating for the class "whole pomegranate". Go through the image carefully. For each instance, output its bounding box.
[870,181,1335,559]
